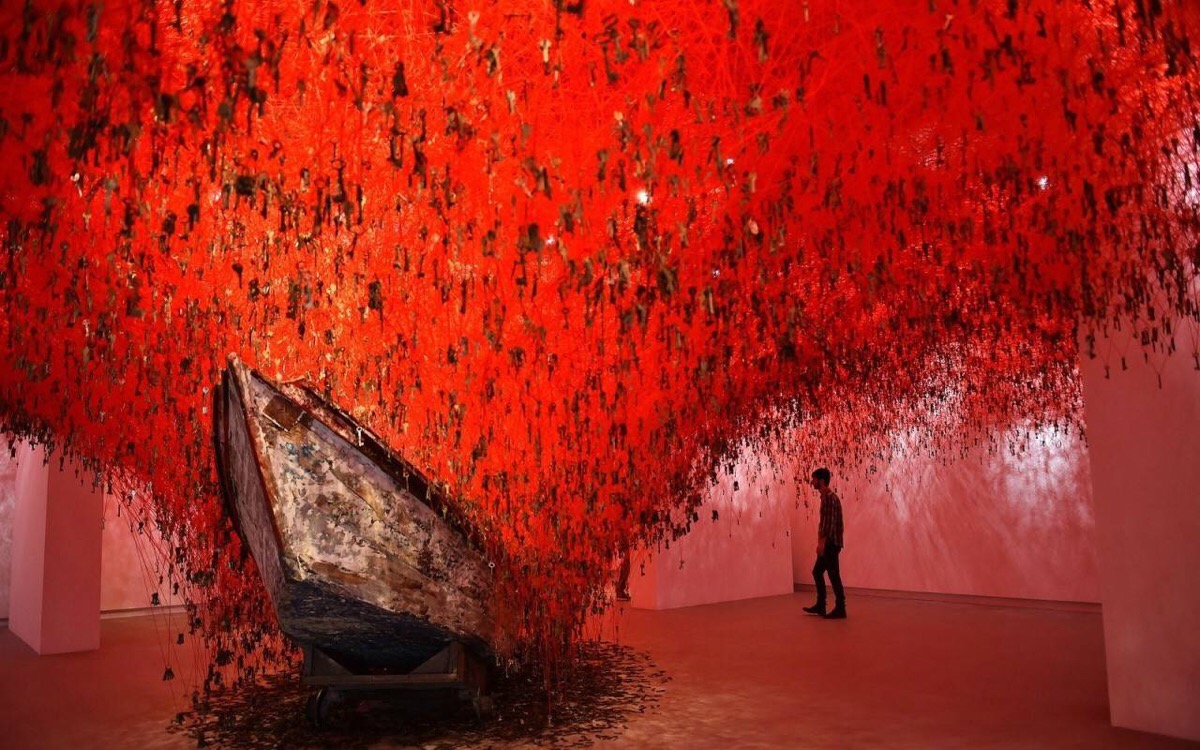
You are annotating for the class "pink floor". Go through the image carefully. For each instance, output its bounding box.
[0,592,1194,749]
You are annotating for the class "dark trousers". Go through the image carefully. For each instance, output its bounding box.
[812,545,845,609]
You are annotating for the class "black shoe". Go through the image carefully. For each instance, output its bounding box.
[822,607,846,619]
[802,603,826,615]
[615,591,631,602]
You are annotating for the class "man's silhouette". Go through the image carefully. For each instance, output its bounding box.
[803,467,846,619]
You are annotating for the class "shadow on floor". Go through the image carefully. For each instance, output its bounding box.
[169,641,667,749]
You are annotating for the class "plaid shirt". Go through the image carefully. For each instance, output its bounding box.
[818,490,844,548]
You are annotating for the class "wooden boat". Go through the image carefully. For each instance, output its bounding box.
[213,354,495,674]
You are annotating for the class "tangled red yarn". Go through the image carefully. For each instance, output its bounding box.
[1,0,1198,686]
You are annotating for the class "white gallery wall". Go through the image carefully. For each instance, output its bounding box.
[627,408,1102,611]
[1080,337,1200,742]
[791,423,1100,603]
[628,444,796,609]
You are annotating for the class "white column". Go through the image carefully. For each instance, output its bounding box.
[1079,338,1200,741]
[8,443,103,654]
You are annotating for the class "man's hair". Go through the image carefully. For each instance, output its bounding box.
[812,467,832,483]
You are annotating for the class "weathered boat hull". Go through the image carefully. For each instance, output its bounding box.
[214,355,493,672]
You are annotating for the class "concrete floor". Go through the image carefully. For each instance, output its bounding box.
[0,593,1194,749]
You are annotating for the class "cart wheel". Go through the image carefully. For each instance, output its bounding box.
[307,688,333,729]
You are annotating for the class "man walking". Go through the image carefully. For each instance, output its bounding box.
[803,467,846,619]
